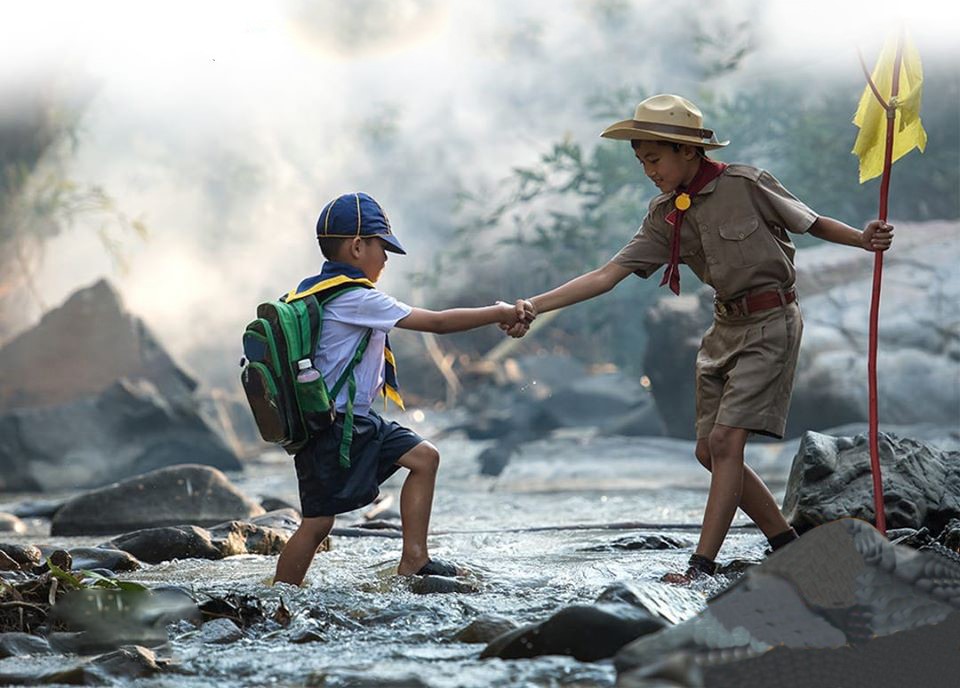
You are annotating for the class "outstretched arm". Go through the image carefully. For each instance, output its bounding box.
[396,300,526,335]
[530,261,634,314]
[809,217,894,252]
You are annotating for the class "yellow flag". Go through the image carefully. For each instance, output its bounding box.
[852,31,927,183]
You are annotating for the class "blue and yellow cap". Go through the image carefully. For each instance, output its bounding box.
[316,192,406,255]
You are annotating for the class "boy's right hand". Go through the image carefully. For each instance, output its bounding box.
[499,299,536,338]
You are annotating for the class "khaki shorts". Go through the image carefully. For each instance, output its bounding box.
[695,301,803,439]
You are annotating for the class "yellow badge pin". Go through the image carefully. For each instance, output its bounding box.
[674,193,691,211]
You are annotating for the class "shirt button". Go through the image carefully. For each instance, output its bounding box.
[708,256,718,264]
[738,232,745,239]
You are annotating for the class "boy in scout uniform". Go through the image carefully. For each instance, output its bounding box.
[508,94,893,584]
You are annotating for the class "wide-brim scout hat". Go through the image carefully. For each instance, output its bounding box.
[600,94,728,150]
[316,192,406,254]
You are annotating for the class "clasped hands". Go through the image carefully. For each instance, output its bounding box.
[496,299,537,339]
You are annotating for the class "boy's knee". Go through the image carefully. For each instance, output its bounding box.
[694,440,712,470]
[406,441,440,474]
[707,427,741,462]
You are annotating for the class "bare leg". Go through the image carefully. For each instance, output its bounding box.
[274,515,334,586]
[695,425,750,561]
[693,437,791,538]
[394,441,441,575]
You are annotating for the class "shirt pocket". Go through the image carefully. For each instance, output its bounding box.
[718,216,762,266]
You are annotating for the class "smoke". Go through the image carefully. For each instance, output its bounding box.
[4,0,958,388]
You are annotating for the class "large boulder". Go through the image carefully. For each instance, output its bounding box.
[640,221,960,440]
[0,279,195,412]
[51,465,264,536]
[0,378,241,492]
[0,280,242,492]
[783,431,960,535]
[615,518,960,687]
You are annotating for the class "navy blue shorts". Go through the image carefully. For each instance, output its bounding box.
[294,409,424,517]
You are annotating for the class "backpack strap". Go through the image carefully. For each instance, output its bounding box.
[329,328,373,468]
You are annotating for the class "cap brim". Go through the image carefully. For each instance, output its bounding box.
[600,120,729,150]
[380,233,406,255]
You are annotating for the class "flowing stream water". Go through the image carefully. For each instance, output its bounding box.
[2,413,797,687]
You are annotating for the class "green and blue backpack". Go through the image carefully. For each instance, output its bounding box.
[240,276,374,467]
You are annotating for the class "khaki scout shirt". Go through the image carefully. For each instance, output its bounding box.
[611,164,818,302]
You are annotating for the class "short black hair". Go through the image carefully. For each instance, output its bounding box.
[318,236,350,260]
[631,140,706,158]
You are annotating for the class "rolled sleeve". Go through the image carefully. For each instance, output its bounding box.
[611,214,672,278]
[754,170,818,234]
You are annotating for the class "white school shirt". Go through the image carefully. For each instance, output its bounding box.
[312,289,412,417]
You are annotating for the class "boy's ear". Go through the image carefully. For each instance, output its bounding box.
[349,236,364,257]
[681,144,699,161]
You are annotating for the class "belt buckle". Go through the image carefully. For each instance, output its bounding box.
[714,300,728,317]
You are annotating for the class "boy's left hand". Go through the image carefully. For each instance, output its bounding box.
[861,220,894,252]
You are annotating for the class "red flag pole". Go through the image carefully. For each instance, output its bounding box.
[864,30,905,536]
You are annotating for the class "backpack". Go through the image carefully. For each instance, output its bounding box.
[239,285,371,466]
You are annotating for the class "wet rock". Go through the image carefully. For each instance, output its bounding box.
[615,518,960,687]
[581,534,692,552]
[595,582,704,626]
[939,519,960,552]
[201,618,244,644]
[409,575,477,595]
[0,656,89,685]
[783,432,960,534]
[68,547,142,573]
[0,514,26,535]
[482,604,665,661]
[603,402,667,437]
[208,520,289,556]
[52,464,264,536]
[108,526,223,563]
[89,645,167,679]
[0,632,53,658]
[0,551,18,571]
[289,622,326,644]
[0,544,41,569]
[453,614,520,644]
[248,508,302,534]
[260,496,299,513]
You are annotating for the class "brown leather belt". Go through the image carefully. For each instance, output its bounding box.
[714,288,797,317]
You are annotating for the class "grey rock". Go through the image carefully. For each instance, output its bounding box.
[0,279,196,413]
[8,499,64,519]
[208,520,290,556]
[481,603,666,661]
[453,614,520,643]
[52,464,263,536]
[200,618,243,644]
[615,518,960,687]
[783,432,960,534]
[0,632,53,658]
[0,543,41,569]
[108,525,224,563]
[68,547,141,573]
[581,534,692,552]
[0,513,26,534]
[595,581,704,626]
[90,645,167,679]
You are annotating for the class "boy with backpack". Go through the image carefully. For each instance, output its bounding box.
[504,94,893,584]
[244,192,530,586]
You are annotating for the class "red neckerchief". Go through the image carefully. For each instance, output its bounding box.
[660,158,727,295]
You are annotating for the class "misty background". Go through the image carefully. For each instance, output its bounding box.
[2,0,958,405]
